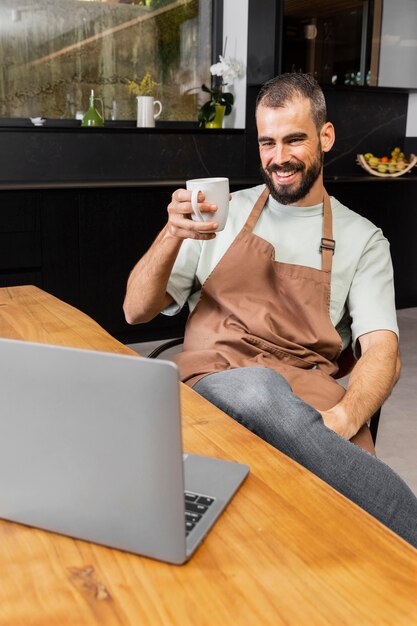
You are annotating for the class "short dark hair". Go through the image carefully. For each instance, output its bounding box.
[256,73,327,132]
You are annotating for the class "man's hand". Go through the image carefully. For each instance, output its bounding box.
[123,187,224,324]
[321,405,355,440]
[320,329,400,439]
[166,189,219,241]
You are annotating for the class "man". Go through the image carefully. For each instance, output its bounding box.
[124,73,417,548]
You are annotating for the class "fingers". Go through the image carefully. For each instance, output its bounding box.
[167,189,218,239]
[169,189,217,215]
[167,223,217,240]
[167,209,217,240]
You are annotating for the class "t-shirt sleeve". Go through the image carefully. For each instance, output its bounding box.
[163,238,203,316]
[348,229,399,357]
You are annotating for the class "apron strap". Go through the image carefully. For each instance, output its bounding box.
[242,186,270,232]
[320,190,334,274]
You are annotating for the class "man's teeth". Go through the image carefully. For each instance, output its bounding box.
[275,171,295,177]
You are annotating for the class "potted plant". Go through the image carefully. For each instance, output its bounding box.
[198,55,242,128]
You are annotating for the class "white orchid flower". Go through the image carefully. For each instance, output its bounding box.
[210,55,242,84]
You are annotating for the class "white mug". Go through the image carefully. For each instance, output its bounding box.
[136,96,162,128]
[186,177,230,232]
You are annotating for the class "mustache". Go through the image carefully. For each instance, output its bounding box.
[266,162,304,175]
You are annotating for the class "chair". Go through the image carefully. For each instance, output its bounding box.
[369,407,381,444]
[147,337,184,359]
[148,337,381,444]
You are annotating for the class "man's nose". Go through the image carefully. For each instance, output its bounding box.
[272,144,290,164]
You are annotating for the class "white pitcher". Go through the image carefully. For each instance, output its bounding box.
[136,96,162,128]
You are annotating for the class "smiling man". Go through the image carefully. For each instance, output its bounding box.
[123,73,417,548]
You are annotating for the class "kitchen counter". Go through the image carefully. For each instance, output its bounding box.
[1,175,417,191]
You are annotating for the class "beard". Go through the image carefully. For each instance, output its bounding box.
[260,146,324,205]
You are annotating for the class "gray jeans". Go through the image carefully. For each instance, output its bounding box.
[194,366,417,549]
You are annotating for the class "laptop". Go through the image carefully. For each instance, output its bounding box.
[0,338,249,564]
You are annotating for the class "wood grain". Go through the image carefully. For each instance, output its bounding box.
[1,285,416,626]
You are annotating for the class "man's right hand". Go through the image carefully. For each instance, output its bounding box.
[166,188,218,240]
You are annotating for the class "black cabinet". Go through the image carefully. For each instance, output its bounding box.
[0,192,42,288]
[41,190,80,306]
[0,186,189,344]
[77,188,188,342]
[282,0,372,87]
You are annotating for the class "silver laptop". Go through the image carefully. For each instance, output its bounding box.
[0,338,248,564]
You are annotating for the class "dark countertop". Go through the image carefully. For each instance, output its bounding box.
[1,175,417,191]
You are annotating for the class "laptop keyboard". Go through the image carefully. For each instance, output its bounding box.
[184,491,215,536]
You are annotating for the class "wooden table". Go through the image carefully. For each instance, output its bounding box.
[0,285,416,626]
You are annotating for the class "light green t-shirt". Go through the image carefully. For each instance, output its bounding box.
[165,185,398,355]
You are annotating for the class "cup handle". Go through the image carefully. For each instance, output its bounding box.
[191,189,204,221]
[153,100,162,120]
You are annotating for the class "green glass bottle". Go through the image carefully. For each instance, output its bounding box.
[81,90,104,127]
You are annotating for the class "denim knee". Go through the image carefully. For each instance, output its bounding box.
[230,366,293,413]
[194,366,314,444]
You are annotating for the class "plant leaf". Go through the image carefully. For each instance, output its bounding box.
[198,100,216,125]
[222,92,234,105]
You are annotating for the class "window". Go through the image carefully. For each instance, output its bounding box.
[0,0,213,121]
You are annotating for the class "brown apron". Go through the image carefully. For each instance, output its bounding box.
[174,186,375,453]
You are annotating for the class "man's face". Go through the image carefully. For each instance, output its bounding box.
[256,98,333,206]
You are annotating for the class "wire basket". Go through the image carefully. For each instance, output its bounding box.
[356,154,417,178]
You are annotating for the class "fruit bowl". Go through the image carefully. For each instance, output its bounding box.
[356,153,417,178]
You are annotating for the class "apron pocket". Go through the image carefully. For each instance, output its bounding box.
[243,334,318,370]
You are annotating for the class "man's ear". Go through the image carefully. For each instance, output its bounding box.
[320,122,335,153]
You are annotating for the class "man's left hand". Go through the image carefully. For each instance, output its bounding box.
[320,405,358,440]
[320,330,400,440]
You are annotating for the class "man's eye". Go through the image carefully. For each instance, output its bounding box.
[260,141,274,147]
